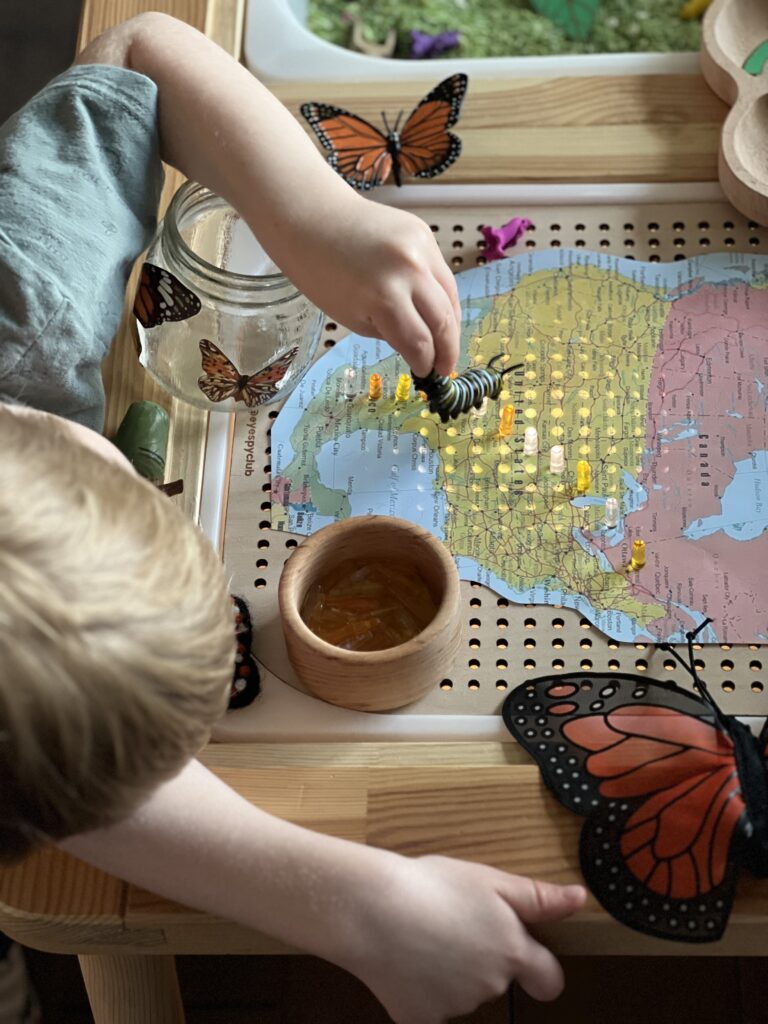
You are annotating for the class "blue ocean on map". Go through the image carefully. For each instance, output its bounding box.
[315,430,448,537]
[685,451,768,541]
[272,249,768,643]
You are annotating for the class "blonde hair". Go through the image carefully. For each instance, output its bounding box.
[0,408,234,860]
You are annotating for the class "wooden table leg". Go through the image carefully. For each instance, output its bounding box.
[79,954,186,1023]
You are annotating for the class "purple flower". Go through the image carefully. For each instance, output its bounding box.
[410,29,461,60]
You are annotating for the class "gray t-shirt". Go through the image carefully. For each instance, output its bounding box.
[0,64,163,429]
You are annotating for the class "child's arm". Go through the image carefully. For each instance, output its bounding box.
[61,758,585,1021]
[76,13,460,377]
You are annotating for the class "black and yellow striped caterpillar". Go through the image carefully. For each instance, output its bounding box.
[412,354,524,423]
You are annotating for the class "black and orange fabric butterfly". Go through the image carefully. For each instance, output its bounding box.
[197,339,298,407]
[502,619,768,943]
[133,262,201,329]
[229,595,260,710]
[300,73,468,190]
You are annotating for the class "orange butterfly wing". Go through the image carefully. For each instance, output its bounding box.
[241,347,299,407]
[504,674,748,940]
[398,73,468,179]
[134,263,201,329]
[198,340,298,407]
[301,75,467,189]
[300,103,393,190]
[562,707,743,897]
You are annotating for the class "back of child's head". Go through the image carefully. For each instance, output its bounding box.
[0,407,234,860]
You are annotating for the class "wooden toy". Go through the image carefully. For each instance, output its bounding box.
[278,516,461,711]
[700,0,768,225]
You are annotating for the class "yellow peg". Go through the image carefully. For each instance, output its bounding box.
[576,460,592,494]
[395,373,412,402]
[679,0,712,18]
[499,405,515,437]
[627,539,646,572]
[368,373,382,401]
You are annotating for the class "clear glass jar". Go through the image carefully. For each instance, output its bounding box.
[135,182,324,412]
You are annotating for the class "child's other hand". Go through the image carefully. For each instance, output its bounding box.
[343,853,586,1024]
[279,196,461,377]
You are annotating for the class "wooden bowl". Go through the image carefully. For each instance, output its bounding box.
[701,0,768,224]
[278,516,462,711]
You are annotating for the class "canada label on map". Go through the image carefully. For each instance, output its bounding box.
[271,250,768,644]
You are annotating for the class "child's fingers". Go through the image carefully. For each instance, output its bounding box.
[375,302,436,377]
[432,257,462,327]
[513,934,565,1002]
[498,875,586,925]
[412,282,460,377]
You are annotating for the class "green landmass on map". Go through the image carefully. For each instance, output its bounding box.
[276,263,669,627]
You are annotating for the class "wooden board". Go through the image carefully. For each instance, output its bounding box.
[2,0,763,965]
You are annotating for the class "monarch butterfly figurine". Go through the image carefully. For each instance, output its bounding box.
[503,618,768,943]
[300,73,468,190]
[413,354,524,423]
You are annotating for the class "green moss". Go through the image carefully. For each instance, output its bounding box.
[307,0,701,58]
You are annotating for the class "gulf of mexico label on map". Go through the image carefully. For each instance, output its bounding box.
[272,250,768,643]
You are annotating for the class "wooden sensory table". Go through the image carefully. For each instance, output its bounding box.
[1,0,766,1021]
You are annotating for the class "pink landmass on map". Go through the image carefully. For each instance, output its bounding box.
[271,474,309,506]
[599,282,768,641]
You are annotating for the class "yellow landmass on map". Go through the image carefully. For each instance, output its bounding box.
[396,264,670,625]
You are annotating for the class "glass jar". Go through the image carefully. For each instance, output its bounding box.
[135,181,324,412]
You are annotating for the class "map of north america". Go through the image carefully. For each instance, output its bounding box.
[272,250,768,643]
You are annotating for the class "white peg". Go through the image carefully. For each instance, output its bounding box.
[523,426,539,456]
[343,367,357,399]
[549,444,565,474]
[604,496,620,528]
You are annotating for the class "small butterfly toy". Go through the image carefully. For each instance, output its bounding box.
[133,262,201,329]
[503,618,768,943]
[300,73,468,190]
[197,340,298,408]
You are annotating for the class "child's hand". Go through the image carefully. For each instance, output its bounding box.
[341,853,585,1024]
[84,14,460,378]
[275,194,462,378]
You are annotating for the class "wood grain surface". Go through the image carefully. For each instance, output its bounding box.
[275,74,728,184]
[1,0,760,970]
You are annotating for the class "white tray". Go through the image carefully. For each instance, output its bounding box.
[203,181,768,743]
[244,0,701,83]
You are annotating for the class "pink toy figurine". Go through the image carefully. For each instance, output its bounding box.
[480,217,533,261]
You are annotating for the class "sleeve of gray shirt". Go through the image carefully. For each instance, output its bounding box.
[0,64,164,430]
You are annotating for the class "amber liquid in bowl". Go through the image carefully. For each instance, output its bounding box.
[300,557,439,652]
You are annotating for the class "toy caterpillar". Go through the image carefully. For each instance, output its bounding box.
[413,354,524,423]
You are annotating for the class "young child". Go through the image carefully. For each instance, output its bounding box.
[0,14,585,1022]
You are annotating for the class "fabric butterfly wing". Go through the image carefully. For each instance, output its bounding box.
[397,73,468,179]
[229,595,261,710]
[300,102,393,190]
[134,262,201,329]
[503,673,747,941]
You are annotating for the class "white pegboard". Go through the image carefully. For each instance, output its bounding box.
[207,184,768,741]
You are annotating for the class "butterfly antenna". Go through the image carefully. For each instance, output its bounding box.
[393,110,404,133]
[658,618,730,733]
[382,111,391,134]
